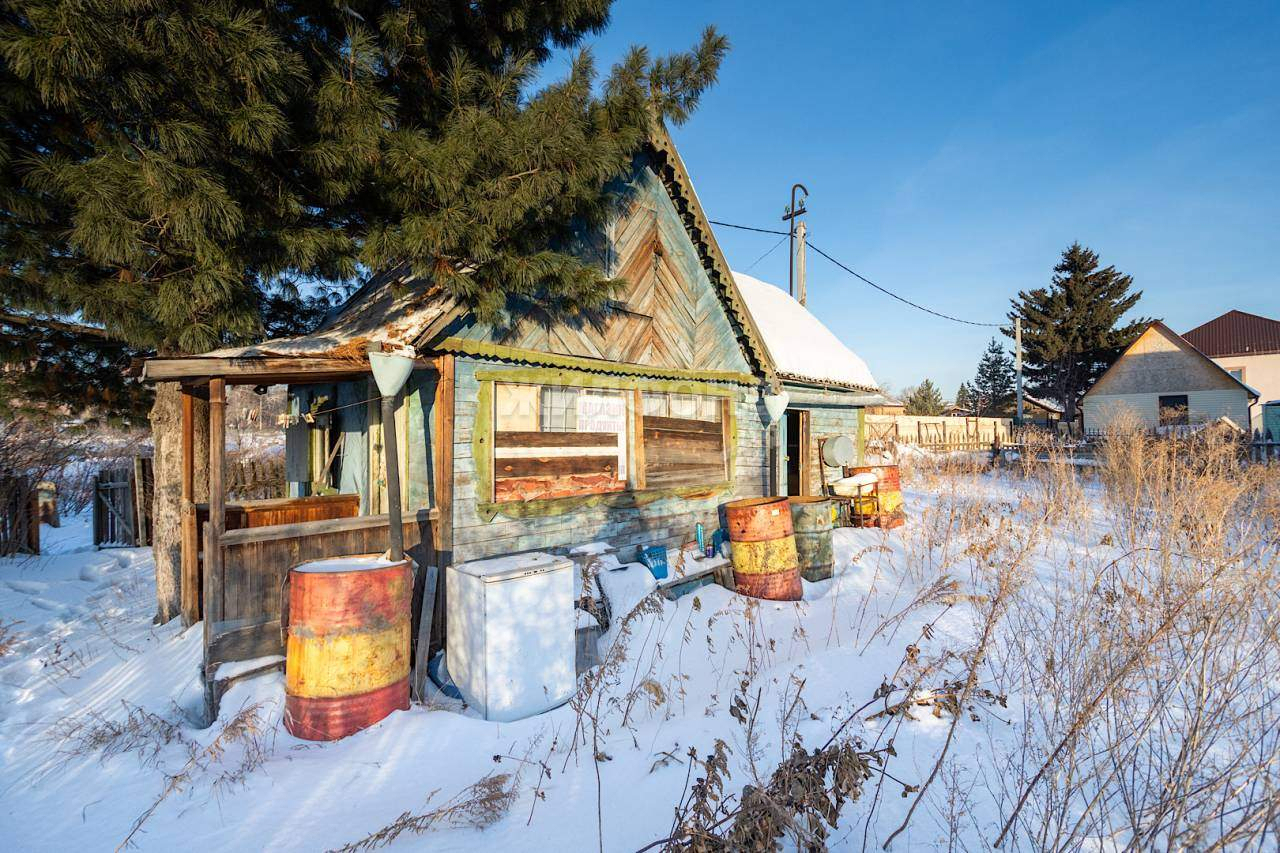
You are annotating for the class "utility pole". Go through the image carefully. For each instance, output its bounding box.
[782,183,808,299]
[795,220,808,306]
[1015,316,1024,425]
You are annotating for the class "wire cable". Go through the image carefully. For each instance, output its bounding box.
[742,233,789,273]
[709,218,1002,328]
[807,242,1003,328]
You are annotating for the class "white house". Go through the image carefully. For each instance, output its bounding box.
[1082,321,1258,432]
[1183,310,1280,433]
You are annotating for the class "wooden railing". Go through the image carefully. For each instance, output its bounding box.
[203,508,437,676]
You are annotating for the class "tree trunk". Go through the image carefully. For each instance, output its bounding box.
[150,382,208,625]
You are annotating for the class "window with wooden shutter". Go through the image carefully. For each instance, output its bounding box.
[492,383,628,502]
[640,392,729,488]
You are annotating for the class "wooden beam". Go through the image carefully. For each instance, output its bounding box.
[144,356,374,384]
[217,508,436,547]
[205,378,226,651]
[633,388,647,490]
[430,354,455,658]
[180,390,198,626]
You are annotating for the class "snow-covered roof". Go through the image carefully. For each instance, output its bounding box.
[203,267,455,359]
[1023,394,1064,414]
[731,272,879,392]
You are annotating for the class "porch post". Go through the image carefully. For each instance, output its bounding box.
[180,388,198,626]
[206,378,226,639]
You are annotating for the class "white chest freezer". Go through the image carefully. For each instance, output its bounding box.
[446,552,576,722]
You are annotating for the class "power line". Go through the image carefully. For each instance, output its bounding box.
[743,233,789,273]
[709,220,789,237]
[807,242,1003,328]
[710,219,1002,328]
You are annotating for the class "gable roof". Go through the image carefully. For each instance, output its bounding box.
[1183,310,1280,358]
[731,272,879,392]
[1084,320,1260,400]
[171,125,774,385]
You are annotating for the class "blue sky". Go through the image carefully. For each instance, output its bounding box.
[570,1,1280,396]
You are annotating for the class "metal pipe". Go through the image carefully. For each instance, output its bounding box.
[381,394,404,561]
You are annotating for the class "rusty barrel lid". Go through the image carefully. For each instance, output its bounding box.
[724,496,793,542]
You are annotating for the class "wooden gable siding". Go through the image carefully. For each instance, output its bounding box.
[443,160,755,379]
[1089,324,1241,397]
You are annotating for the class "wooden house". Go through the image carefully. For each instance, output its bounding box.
[143,128,881,716]
[1082,321,1258,432]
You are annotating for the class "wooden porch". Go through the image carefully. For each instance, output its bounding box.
[147,352,457,722]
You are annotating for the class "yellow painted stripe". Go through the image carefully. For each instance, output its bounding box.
[730,536,798,576]
[286,622,410,698]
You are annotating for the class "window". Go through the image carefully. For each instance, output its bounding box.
[1158,394,1189,427]
[492,383,628,502]
[640,391,729,488]
[1226,367,1245,383]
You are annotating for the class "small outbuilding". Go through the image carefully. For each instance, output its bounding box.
[1082,321,1258,432]
[732,272,883,496]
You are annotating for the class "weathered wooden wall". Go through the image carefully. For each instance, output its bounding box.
[451,357,770,563]
[439,157,756,381]
[780,390,865,496]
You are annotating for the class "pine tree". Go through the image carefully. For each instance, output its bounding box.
[954,382,977,416]
[971,339,1015,417]
[1006,243,1147,421]
[1,1,729,622]
[903,378,946,416]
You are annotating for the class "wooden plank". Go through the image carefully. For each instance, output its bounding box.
[144,356,377,383]
[219,509,437,547]
[633,388,647,490]
[207,377,227,633]
[432,354,455,657]
[207,618,283,666]
[643,416,721,434]
[494,431,619,448]
[644,430,724,453]
[495,456,618,479]
[411,564,439,703]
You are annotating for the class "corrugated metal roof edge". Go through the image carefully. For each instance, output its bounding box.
[434,337,759,386]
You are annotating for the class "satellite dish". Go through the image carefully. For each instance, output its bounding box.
[821,435,855,467]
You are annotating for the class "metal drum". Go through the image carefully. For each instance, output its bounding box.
[724,497,802,601]
[284,555,412,741]
[845,464,905,528]
[790,497,834,582]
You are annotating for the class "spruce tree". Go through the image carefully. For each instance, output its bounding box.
[1,0,729,622]
[903,378,946,416]
[1006,243,1146,421]
[954,382,977,417]
[971,339,1015,417]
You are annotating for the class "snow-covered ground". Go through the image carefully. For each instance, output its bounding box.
[1,463,1276,851]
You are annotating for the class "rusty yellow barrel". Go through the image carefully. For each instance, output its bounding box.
[846,464,906,529]
[790,497,834,582]
[284,555,412,741]
[724,497,802,600]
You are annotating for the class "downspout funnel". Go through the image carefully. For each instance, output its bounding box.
[368,343,416,561]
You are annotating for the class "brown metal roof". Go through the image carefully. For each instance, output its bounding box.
[1183,310,1280,357]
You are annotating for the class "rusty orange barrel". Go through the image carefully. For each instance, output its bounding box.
[725,497,802,600]
[790,497,834,582]
[284,555,412,741]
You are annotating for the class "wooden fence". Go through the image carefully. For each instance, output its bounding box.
[0,475,39,556]
[864,414,1012,455]
[93,458,153,548]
